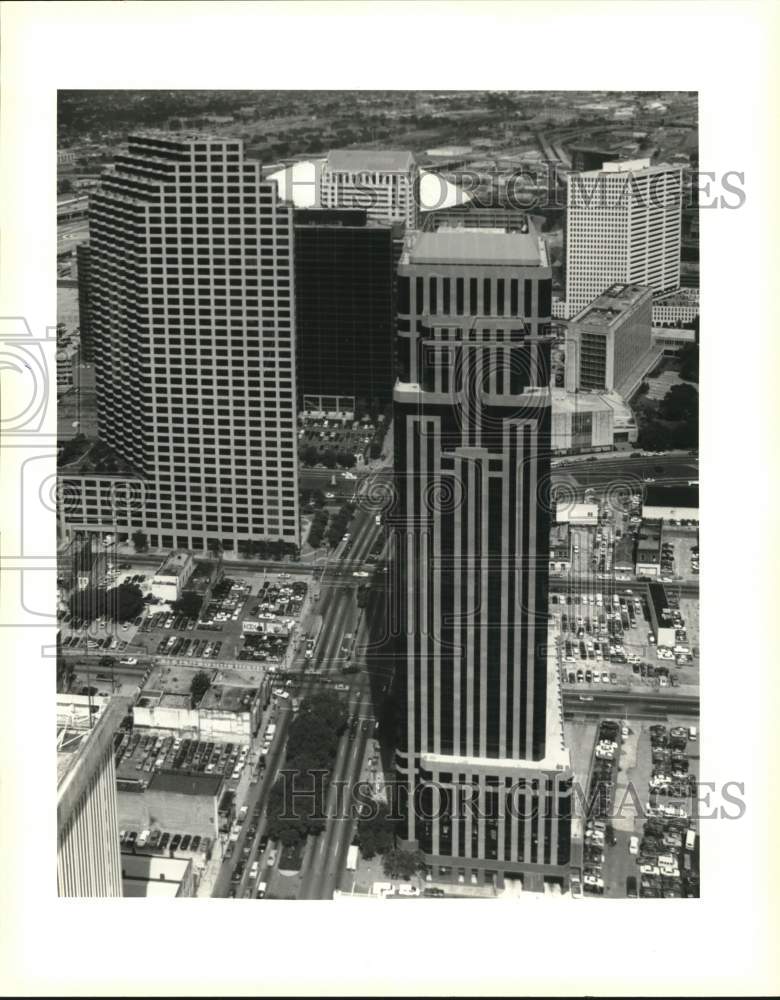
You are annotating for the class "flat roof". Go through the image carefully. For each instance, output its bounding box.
[199,685,258,713]
[327,149,415,173]
[408,229,542,266]
[571,284,651,326]
[644,484,699,509]
[57,693,113,785]
[121,853,191,882]
[156,549,192,578]
[146,771,222,798]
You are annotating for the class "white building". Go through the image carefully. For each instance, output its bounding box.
[58,695,123,897]
[566,283,653,395]
[565,159,683,318]
[651,288,699,327]
[555,501,599,526]
[150,549,194,603]
[551,388,614,454]
[59,133,299,552]
[320,149,420,229]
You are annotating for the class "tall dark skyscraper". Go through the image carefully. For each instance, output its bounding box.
[293,208,398,411]
[76,242,93,362]
[391,210,573,891]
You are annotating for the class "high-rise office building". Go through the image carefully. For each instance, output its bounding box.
[293,208,398,412]
[57,695,123,897]
[565,159,682,318]
[391,211,573,891]
[61,133,299,551]
[320,149,419,230]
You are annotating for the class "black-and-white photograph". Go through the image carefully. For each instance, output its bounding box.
[55,85,702,903]
[1,2,777,997]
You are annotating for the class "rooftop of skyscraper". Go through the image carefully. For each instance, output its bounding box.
[57,694,121,787]
[326,149,416,173]
[403,209,546,267]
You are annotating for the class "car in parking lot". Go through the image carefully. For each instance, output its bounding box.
[266,848,277,868]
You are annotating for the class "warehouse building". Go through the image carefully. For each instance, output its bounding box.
[643,484,699,523]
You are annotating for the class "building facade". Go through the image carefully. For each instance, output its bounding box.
[566,283,653,394]
[60,133,299,552]
[392,211,573,891]
[57,696,123,897]
[565,159,682,318]
[320,149,420,229]
[76,242,93,362]
[293,208,397,411]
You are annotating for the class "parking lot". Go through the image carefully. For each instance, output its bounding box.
[115,729,254,787]
[555,585,700,692]
[59,566,311,667]
[298,415,381,466]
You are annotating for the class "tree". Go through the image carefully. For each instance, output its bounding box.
[382,847,427,880]
[300,444,319,467]
[320,450,337,469]
[659,383,698,423]
[357,802,397,860]
[132,530,148,553]
[171,592,203,619]
[190,670,212,706]
[678,343,699,383]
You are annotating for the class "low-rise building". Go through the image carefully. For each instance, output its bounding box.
[150,550,195,603]
[121,853,194,897]
[132,665,266,745]
[613,534,636,575]
[643,484,698,523]
[636,519,663,576]
[118,771,222,843]
[555,501,599,526]
[551,389,613,455]
[651,288,699,327]
[647,581,677,647]
[549,523,571,573]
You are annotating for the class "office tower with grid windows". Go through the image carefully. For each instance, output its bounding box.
[565,283,653,394]
[63,133,299,552]
[391,211,573,892]
[564,159,682,318]
[320,149,420,230]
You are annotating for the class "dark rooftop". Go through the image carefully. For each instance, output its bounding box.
[644,484,699,509]
[147,772,223,798]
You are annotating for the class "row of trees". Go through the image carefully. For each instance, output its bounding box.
[306,509,330,550]
[636,382,699,452]
[264,692,349,847]
[237,539,299,561]
[299,445,358,470]
[171,592,203,620]
[326,502,356,549]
